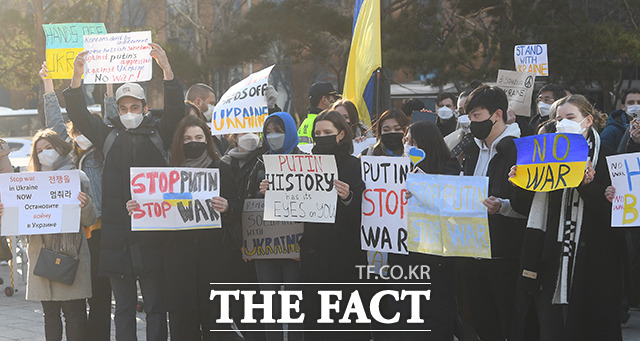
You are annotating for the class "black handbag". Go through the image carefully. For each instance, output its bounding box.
[33,236,81,286]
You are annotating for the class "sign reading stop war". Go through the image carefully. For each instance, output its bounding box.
[514,44,548,76]
[407,174,491,258]
[607,152,640,227]
[512,133,589,192]
[130,167,221,231]
[497,69,536,117]
[360,156,410,255]
[43,23,107,79]
[242,199,303,259]
[211,65,275,135]
[0,171,81,236]
[263,154,338,223]
[83,31,152,84]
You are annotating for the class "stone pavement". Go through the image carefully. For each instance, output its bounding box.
[2,260,640,340]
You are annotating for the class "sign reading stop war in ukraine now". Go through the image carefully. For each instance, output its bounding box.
[407,174,491,258]
[0,171,81,236]
[515,44,548,76]
[242,199,303,259]
[263,154,338,223]
[512,133,589,192]
[607,153,640,227]
[43,23,107,79]
[211,65,275,135]
[130,167,221,231]
[497,69,536,117]
[360,156,410,255]
[83,31,152,84]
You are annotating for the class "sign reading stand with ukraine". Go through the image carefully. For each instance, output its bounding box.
[129,167,221,231]
[512,133,589,192]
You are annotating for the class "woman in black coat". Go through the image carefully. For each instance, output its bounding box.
[127,115,242,341]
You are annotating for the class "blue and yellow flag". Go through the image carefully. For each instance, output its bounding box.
[343,0,381,127]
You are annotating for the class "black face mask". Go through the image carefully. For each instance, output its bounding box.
[312,135,340,155]
[184,141,207,159]
[381,132,404,151]
[470,114,495,140]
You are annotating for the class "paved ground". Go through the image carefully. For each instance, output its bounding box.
[1,260,640,340]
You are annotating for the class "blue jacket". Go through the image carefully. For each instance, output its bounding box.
[601,109,630,151]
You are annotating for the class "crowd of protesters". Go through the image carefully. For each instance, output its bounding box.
[0,42,638,341]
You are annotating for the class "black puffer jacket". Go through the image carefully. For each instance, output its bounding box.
[63,78,185,279]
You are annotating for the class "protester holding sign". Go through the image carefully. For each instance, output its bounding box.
[331,99,373,139]
[300,110,367,340]
[509,95,624,341]
[1,129,97,341]
[63,43,183,341]
[361,108,409,157]
[460,85,527,340]
[39,63,112,341]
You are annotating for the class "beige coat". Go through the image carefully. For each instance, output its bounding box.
[0,139,13,173]
[25,172,97,302]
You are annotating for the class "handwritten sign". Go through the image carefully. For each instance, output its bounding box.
[242,199,303,259]
[0,171,81,236]
[407,174,491,258]
[512,133,589,192]
[360,156,410,254]
[83,31,152,84]
[43,23,107,79]
[130,167,220,231]
[263,154,338,223]
[514,44,548,76]
[211,65,275,135]
[607,152,640,227]
[497,69,536,117]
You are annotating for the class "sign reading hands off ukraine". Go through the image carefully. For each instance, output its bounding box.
[407,174,491,258]
[512,133,589,192]
[607,152,640,227]
[43,23,107,79]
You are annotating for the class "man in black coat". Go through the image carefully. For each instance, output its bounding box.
[63,43,184,341]
[461,85,527,340]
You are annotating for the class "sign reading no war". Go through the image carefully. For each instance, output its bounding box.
[512,133,589,192]
[607,152,640,227]
[83,31,153,84]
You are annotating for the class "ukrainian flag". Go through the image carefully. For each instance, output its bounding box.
[343,0,381,127]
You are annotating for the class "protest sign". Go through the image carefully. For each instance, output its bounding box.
[607,152,640,227]
[43,23,107,79]
[0,171,81,236]
[497,69,536,117]
[210,65,275,135]
[514,44,548,76]
[367,250,389,277]
[263,154,338,223]
[407,174,491,258]
[83,31,152,84]
[242,199,303,259]
[130,167,220,231]
[360,156,410,254]
[512,133,589,192]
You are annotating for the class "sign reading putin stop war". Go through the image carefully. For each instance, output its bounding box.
[129,167,221,231]
[210,65,275,135]
[263,154,338,223]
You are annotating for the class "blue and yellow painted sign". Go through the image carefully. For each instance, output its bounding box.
[43,23,107,79]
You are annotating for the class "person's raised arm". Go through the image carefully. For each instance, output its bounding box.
[103,83,119,126]
[149,43,185,148]
[63,51,110,149]
[40,62,70,141]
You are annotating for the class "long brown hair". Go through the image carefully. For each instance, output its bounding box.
[311,110,354,154]
[554,94,607,132]
[29,129,73,171]
[170,115,219,166]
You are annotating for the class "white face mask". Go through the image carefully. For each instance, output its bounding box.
[556,117,587,135]
[238,133,260,152]
[437,106,454,120]
[203,104,214,121]
[120,112,144,130]
[458,115,471,134]
[626,104,640,118]
[538,102,552,117]
[266,132,286,151]
[38,149,60,167]
[75,134,93,150]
